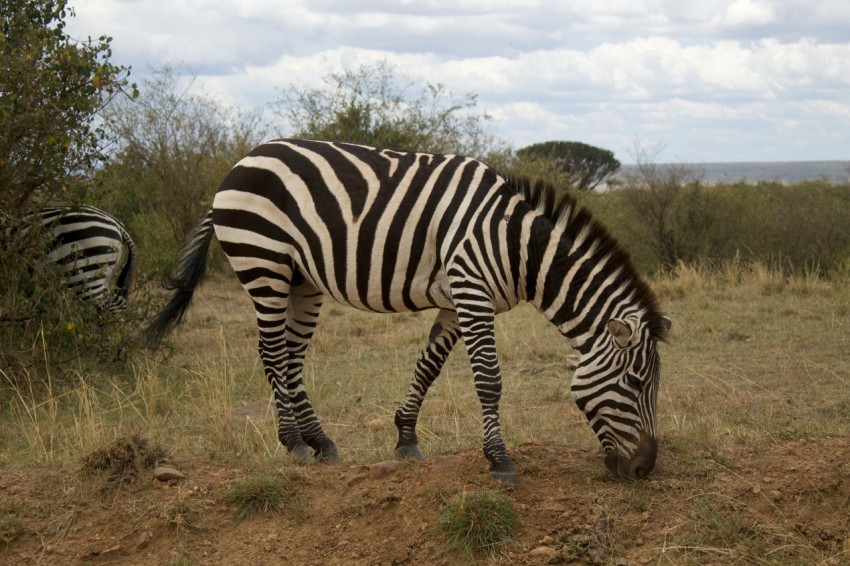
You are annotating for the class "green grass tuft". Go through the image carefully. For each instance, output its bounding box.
[438,489,517,553]
[0,512,24,545]
[222,475,291,520]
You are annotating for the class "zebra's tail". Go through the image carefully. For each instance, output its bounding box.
[142,209,215,348]
[114,228,137,307]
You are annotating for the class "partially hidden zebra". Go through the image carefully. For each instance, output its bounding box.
[143,139,670,485]
[16,204,137,312]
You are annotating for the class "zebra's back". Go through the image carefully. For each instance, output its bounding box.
[211,139,505,313]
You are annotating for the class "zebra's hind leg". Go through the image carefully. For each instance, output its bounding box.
[257,324,312,463]
[394,309,460,460]
[242,263,311,463]
[283,273,339,462]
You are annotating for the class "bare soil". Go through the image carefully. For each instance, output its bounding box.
[3,434,850,565]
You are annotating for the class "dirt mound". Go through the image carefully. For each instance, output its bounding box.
[3,436,850,565]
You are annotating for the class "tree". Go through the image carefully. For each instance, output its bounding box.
[98,67,267,272]
[0,0,133,216]
[273,60,498,157]
[1,0,135,371]
[621,146,714,272]
[516,141,620,191]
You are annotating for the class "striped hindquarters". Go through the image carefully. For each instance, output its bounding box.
[37,205,136,312]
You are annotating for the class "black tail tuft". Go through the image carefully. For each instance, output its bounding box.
[142,210,215,348]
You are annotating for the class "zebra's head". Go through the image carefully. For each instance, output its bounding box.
[570,313,671,480]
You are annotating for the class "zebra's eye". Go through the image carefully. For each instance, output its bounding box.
[626,373,642,389]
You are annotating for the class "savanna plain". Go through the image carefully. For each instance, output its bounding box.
[2,262,850,565]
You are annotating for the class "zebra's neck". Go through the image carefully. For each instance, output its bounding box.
[498,180,655,352]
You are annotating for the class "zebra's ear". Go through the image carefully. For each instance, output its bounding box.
[607,318,633,349]
[661,316,672,335]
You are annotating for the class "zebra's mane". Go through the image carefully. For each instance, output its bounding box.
[505,175,669,341]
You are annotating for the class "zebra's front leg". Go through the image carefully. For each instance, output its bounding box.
[394,309,461,460]
[283,276,339,462]
[456,305,517,487]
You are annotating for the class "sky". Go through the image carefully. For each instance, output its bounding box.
[64,0,850,164]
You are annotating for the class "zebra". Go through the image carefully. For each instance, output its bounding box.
[12,204,137,313]
[143,139,670,486]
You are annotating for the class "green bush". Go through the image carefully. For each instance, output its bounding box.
[580,180,850,277]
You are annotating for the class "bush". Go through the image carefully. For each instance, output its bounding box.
[273,60,499,157]
[1,0,141,376]
[581,174,850,277]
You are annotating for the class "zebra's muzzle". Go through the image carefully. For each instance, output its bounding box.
[604,434,657,480]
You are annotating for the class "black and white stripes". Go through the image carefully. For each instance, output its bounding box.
[145,139,670,484]
[23,205,136,313]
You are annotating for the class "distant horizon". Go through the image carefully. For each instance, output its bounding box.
[615,160,849,184]
[632,159,849,166]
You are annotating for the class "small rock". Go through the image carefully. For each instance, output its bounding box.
[529,545,558,558]
[369,460,399,479]
[367,418,384,431]
[153,466,186,482]
[540,535,555,545]
[752,485,761,494]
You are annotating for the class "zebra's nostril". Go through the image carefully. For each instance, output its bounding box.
[628,453,655,480]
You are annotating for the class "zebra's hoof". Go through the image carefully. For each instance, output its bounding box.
[314,440,340,462]
[489,469,517,488]
[395,444,426,460]
[290,443,312,464]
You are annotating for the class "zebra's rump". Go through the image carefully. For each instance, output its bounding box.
[210,140,500,313]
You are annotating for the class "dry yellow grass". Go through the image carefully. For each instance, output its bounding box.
[3,260,850,564]
[2,260,848,471]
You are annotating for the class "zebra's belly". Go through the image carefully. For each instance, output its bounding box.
[314,264,455,314]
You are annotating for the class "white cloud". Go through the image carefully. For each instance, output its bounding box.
[722,0,777,27]
[63,0,850,162]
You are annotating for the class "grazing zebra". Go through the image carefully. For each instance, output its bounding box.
[17,205,137,312]
[144,139,670,485]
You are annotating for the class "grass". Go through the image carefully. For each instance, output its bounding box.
[80,434,167,486]
[1,260,849,562]
[0,513,23,545]
[221,474,293,520]
[149,486,203,534]
[3,258,849,466]
[438,489,518,554]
